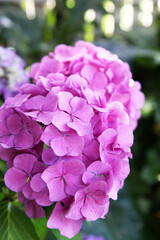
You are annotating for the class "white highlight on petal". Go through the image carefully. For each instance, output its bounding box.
[129,79,135,88]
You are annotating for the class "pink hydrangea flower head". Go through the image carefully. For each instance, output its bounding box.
[0,41,144,238]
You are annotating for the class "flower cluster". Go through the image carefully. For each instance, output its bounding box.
[0,46,28,99]
[0,41,144,239]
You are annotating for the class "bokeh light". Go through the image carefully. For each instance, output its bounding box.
[84,9,96,23]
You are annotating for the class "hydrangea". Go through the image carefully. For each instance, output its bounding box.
[0,41,145,239]
[0,46,28,99]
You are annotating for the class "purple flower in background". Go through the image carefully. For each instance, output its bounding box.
[0,46,28,99]
[82,234,105,240]
[0,41,145,238]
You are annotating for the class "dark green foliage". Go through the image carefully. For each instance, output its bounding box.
[0,201,39,240]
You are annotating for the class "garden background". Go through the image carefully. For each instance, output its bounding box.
[0,0,160,239]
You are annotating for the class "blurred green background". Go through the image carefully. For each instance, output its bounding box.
[0,0,160,239]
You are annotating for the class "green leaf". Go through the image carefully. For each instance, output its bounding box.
[32,217,48,240]
[43,203,56,219]
[45,230,57,240]
[52,229,82,240]
[0,201,40,240]
[0,170,4,190]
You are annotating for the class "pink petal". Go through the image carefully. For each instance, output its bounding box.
[4,168,27,192]
[25,96,44,110]
[42,91,58,111]
[22,181,38,200]
[58,91,73,113]
[42,162,63,182]
[68,118,91,136]
[64,160,85,195]
[25,200,45,219]
[14,153,37,173]
[30,173,46,192]
[35,188,53,206]
[42,147,59,165]
[70,97,86,113]
[83,139,99,160]
[70,97,94,122]
[0,108,13,135]
[0,135,14,148]
[0,145,17,162]
[25,121,42,145]
[5,94,30,108]
[51,110,70,131]
[92,72,108,90]
[66,74,87,92]
[81,197,107,221]
[13,128,34,149]
[32,161,46,175]
[50,130,84,156]
[25,111,39,119]
[51,136,69,156]
[98,128,117,147]
[63,131,84,156]
[41,124,57,146]
[65,175,85,196]
[81,64,97,81]
[42,162,67,201]
[108,180,121,200]
[117,125,133,148]
[66,199,84,220]
[37,111,54,125]
[6,113,23,135]
[82,161,114,193]
[46,178,67,201]
[64,160,85,175]
[47,201,82,239]
[29,62,40,79]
